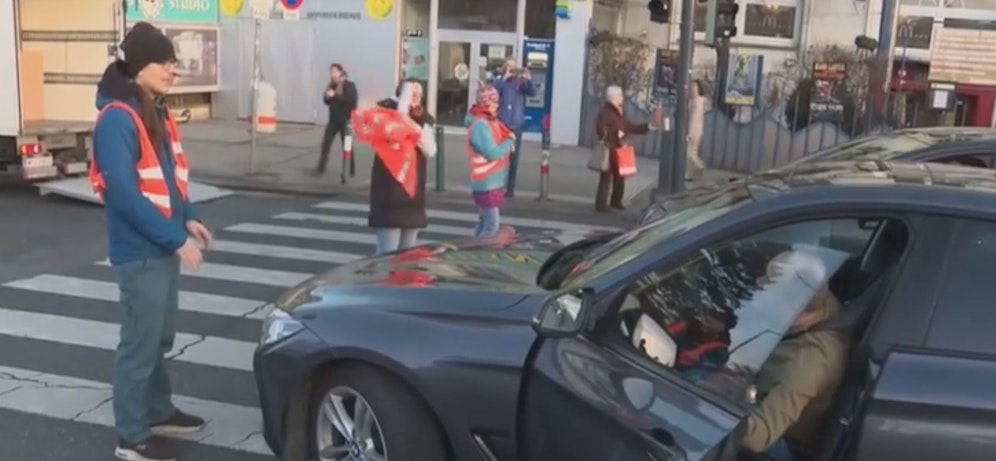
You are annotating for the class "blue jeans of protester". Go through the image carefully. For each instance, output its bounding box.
[505,128,523,195]
[374,228,420,255]
[112,256,180,443]
[475,207,501,237]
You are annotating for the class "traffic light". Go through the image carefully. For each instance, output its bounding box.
[647,0,671,24]
[705,0,739,46]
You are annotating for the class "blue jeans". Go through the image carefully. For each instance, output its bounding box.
[475,207,500,237]
[112,256,179,443]
[374,228,420,255]
[764,440,797,461]
[506,128,523,194]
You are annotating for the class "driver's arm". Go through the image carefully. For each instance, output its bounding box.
[740,338,845,453]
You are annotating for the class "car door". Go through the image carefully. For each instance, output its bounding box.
[518,213,904,461]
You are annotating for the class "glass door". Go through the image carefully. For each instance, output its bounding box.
[435,31,518,127]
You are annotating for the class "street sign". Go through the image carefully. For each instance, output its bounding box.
[280,0,304,10]
[251,0,271,19]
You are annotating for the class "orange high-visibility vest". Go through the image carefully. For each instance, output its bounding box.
[90,101,190,218]
[466,118,511,181]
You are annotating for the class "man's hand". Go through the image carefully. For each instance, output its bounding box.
[186,220,214,250]
[176,239,204,269]
[522,69,531,80]
[325,89,336,98]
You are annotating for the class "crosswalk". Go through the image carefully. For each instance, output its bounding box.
[0,198,619,458]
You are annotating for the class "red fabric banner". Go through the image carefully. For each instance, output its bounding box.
[352,107,423,197]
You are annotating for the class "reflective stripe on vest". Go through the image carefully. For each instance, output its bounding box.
[90,101,190,218]
[467,119,509,182]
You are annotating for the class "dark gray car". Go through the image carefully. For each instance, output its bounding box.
[254,160,996,461]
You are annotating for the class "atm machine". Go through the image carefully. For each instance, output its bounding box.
[521,38,555,134]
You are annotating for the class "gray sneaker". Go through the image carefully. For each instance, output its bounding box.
[114,436,177,461]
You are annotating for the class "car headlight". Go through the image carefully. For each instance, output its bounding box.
[260,308,304,346]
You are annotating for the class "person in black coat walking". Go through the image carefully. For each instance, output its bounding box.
[368,78,437,255]
[316,62,358,175]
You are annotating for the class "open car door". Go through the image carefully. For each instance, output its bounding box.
[516,290,747,461]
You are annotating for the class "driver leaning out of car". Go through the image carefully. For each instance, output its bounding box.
[741,250,850,461]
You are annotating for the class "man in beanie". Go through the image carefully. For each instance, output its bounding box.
[91,21,213,461]
[464,84,516,236]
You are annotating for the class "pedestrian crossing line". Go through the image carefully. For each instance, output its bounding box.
[312,201,620,232]
[211,239,362,264]
[273,212,474,237]
[0,307,255,371]
[2,275,269,319]
[225,222,438,246]
[0,365,269,454]
[95,259,312,287]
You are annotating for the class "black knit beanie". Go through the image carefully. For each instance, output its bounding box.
[120,22,176,78]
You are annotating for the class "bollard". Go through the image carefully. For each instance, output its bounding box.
[434,126,445,192]
[537,130,551,201]
[341,123,353,185]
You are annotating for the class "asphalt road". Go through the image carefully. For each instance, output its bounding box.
[0,181,623,460]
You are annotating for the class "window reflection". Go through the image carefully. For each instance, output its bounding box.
[439,0,517,31]
[743,4,797,39]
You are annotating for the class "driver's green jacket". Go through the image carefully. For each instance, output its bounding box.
[741,296,850,458]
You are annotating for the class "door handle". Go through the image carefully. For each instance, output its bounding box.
[640,428,686,461]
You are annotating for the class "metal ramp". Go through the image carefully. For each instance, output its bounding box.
[37,177,234,205]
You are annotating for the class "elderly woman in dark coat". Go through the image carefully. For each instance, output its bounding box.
[594,85,649,212]
[367,78,437,255]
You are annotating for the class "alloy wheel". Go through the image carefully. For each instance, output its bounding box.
[315,385,388,461]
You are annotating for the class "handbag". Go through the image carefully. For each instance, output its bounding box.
[615,144,637,177]
[587,141,611,172]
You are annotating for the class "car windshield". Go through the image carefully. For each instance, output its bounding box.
[562,185,757,287]
[786,131,940,165]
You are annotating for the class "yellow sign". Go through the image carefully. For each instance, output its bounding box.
[365,0,393,20]
[221,0,245,17]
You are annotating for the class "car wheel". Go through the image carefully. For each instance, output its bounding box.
[310,363,448,461]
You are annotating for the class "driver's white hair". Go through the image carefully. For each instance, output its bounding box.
[766,250,827,289]
[606,85,623,100]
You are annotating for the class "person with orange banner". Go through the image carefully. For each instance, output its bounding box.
[464,84,517,237]
[352,78,437,255]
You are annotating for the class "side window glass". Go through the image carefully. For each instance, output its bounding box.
[606,218,905,405]
[932,153,994,169]
[926,221,996,355]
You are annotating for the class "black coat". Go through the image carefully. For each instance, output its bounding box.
[323,79,358,125]
[367,98,435,229]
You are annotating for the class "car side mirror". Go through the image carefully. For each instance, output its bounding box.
[533,289,591,338]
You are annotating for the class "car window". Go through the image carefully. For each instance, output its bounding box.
[787,132,936,165]
[926,221,996,356]
[601,218,889,407]
[928,153,995,169]
[561,185,756,288]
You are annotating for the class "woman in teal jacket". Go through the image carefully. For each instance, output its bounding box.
[464,84,516,236]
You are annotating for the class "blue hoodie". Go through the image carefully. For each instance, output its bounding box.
[92,61,197,265]
[493,75,536,130]
[464,112,515,192]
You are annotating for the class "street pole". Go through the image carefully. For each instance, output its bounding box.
[248,17,262,175]
[668,0,696,195]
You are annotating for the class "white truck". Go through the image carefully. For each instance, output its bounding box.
[0,0,115,182]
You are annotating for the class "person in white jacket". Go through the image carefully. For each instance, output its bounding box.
[686,79,708,182]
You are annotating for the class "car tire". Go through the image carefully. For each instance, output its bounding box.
[310,363,449,461]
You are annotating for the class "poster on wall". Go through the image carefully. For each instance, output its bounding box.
[126,0,219,23]
[651,49,678,116]
[400,37,429,81]
[128,23,220,93]
[809,62,846,124]
[723,54,763,106]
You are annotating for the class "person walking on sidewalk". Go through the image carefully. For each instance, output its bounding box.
[494,58,535,198]
[593,85,649,212]
[361,79,437,255]
[91,22,214,461]
[686,79,708,182]
[316,62,358,176]
[465,84,517,236]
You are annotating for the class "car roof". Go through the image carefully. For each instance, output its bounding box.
[745,160,996,216]
[889,126,996,141]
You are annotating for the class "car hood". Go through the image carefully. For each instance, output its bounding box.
[276,228,615,314]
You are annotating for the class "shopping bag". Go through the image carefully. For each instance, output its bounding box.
[615,144,637,177]
[587,143,611,172]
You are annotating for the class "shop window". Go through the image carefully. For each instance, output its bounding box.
[525,0,555,38]
[402,0,430,35]
[743,2,797,40]
[896,16,934,50]
[439,0,518,32]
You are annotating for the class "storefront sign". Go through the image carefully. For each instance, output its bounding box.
[929,27,996,86]
[126,23,220,93]
[126,0,219,24]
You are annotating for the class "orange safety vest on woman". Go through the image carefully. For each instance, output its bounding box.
[466,118,511,181]
[89,101,190,218]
